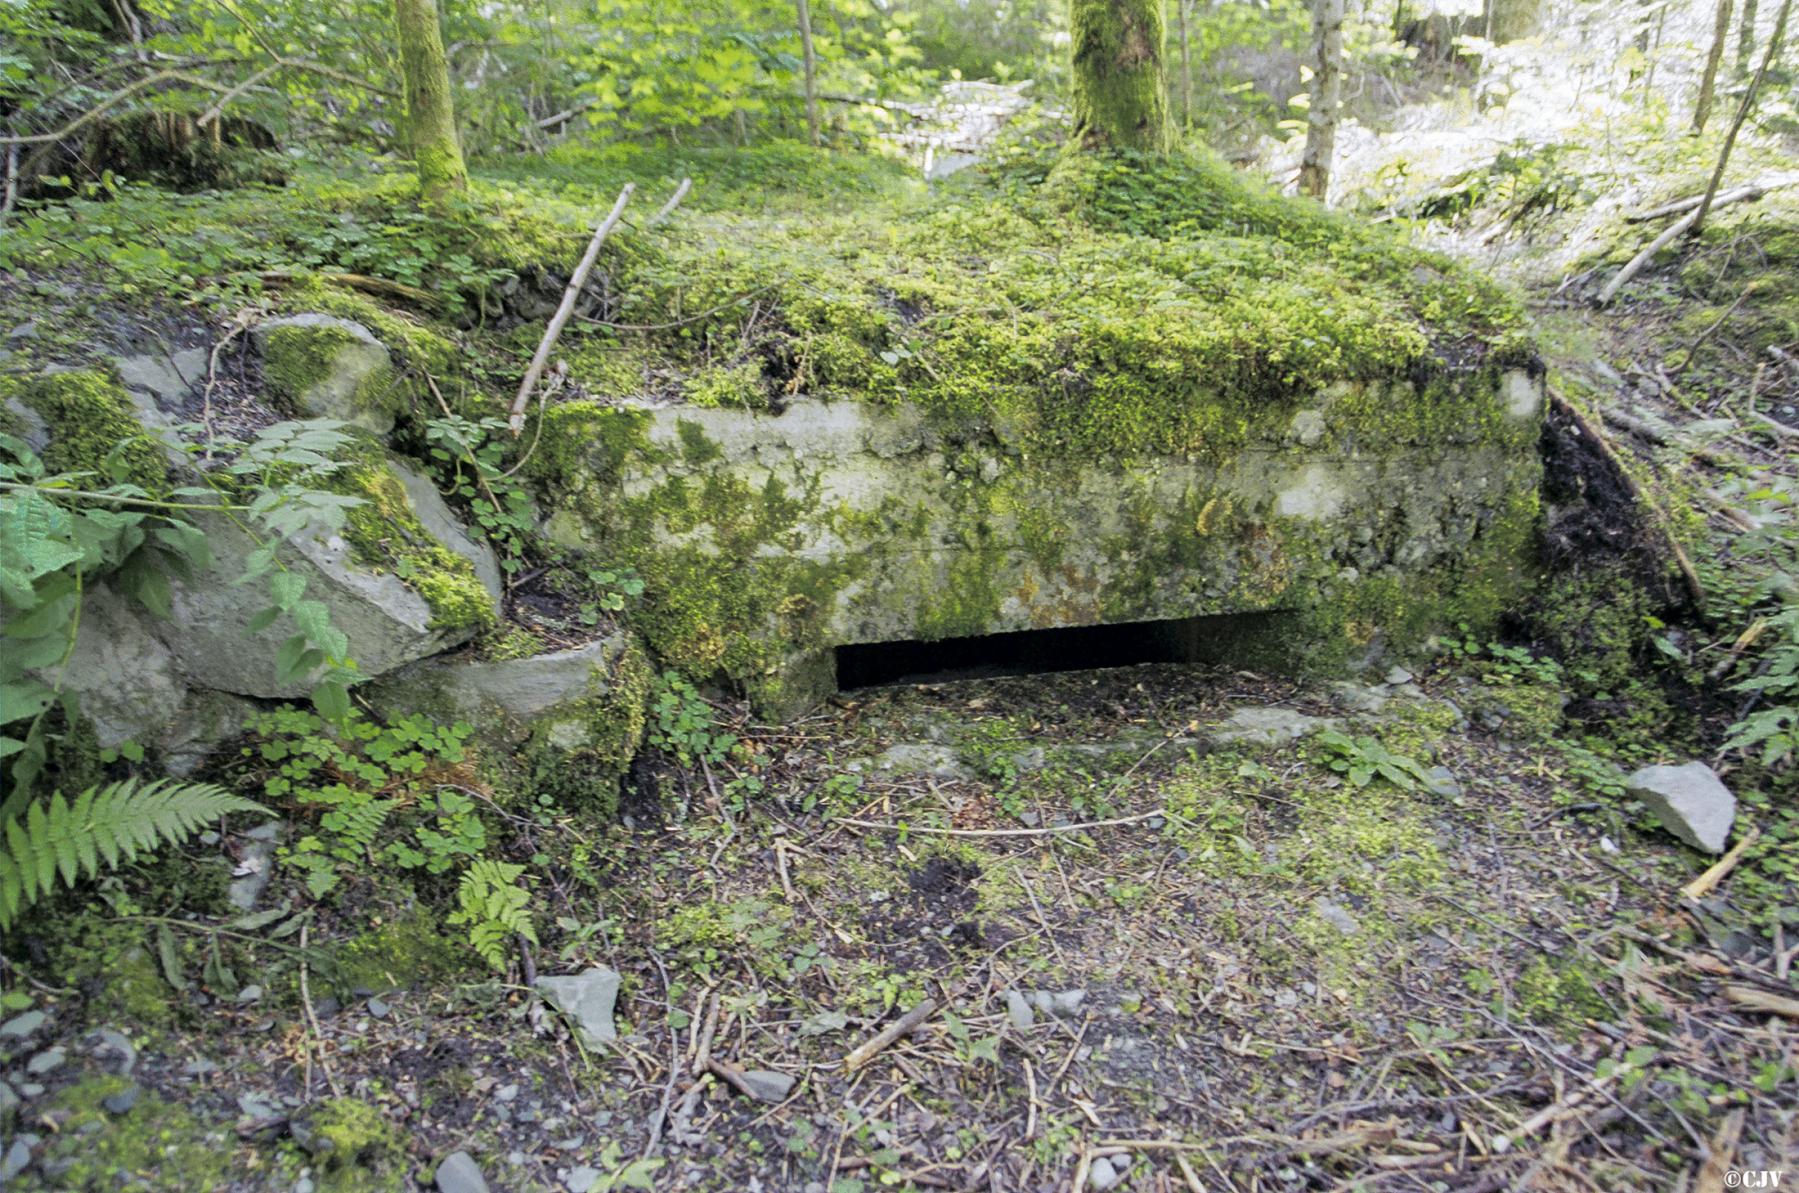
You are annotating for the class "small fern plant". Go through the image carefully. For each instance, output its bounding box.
[450,859,537,973]
[0,779,267,929]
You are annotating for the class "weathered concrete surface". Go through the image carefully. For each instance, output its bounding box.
[541,368,1544,711]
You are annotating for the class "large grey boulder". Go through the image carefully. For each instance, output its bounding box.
[1625,762,1737,853]
[253,314,398,434]
[368,633,635,747]
[154,510,487,699]
[43,586,187,749]
[535,968,621,1049]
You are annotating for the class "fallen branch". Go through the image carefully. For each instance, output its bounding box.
[260,271,440,308]
[1707,619,1768,681]
[196,62,281,128]
[1681,826,1761,900]
[1491,1064,1624,1153]
[1724,982,1799,1020]
[1625,182,1772,222]
[0,69,231,146]
[841,974,975,1072]
[1696,1109,1746,1193]
[1597,185,1767,305]
[649,177,692,226]
[509,182,635,436]
[297,920,344,1099]
[1,144,18,227]
[704,1058,758,1099]
[834,808,1167,839]
[535,96,599,131]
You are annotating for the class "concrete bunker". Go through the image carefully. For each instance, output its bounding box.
[535,366,1546,718]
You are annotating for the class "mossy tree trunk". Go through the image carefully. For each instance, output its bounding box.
[1174,0,1192,128]
[796,0,822,146]
[1069,0,1172,152]
[1297,0,1343,201]
[1694,0,1733,132]
[392,0,468,201]
[1738,0,1759,73]
[1483,0,1541,42]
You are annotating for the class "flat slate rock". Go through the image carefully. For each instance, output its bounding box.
[534,967,621,1049]
[740,1069,797,1103]
[1208,706,1337,747]
[1625,761,1736,853]
[435,1150,490,1193]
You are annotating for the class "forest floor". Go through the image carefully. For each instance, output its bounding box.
[5,658,1795,1191]
[4,127,1798,1190]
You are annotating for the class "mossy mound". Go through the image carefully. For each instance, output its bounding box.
[560,145,1530,461]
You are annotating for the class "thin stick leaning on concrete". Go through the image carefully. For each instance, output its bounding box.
[841,973,977,1072]
[508,182,635,435]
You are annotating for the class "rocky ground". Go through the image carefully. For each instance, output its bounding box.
[2,660,1793,1191]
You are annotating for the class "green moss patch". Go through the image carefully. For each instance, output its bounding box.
[33,1076,235,1190]
[260,320,401,424]
[14,368,168,491]
[543,145,1529,462]
[329,435,496,632]
[292,1096,406,1192]
[324,904,467,996]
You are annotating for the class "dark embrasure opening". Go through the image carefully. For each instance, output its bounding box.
[834,610,1295,690]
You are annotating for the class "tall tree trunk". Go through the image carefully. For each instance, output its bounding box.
[1069,0,1172,152]
[1298,0,1343,200]
[1737,0,1759,73]
[1485,0,1541,42]
[1176,0,1193,129]
[1694,0,1734,131]
[392,0,467,201]
[1694,0,1794,236]
[796,0,821,147]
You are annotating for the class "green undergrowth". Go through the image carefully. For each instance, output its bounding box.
[0,141,1531,465]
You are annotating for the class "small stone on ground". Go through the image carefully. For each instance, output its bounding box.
[534,968,622,1048]
[1625,761,1736,853]
[435,1150,490,1193]
[741,1069,797,1103]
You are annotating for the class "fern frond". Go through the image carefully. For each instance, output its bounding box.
[0,779,267,930]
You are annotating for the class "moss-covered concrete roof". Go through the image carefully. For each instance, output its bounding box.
[575,145,1532,458]
[0,140,1531,462]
